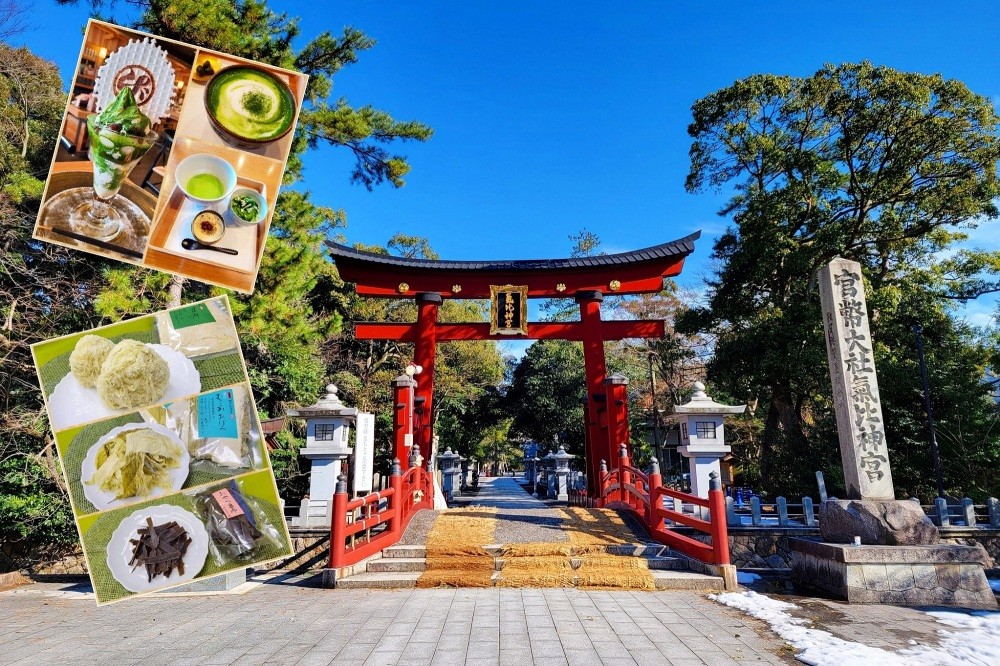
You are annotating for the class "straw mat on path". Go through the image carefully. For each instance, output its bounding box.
[416,507,498,588]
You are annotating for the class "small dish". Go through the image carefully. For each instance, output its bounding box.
[191,210,225,244]
[81,423,190,511]
[175,154,237,205]
[225,188,267,226]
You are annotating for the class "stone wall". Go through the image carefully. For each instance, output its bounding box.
[680,526,1000,569]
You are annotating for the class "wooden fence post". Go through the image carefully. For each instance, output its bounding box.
[329,474,349,569]
[708,472,730,565]
[647,458,662,526]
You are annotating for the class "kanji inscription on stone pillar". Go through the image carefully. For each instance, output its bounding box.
[818,258,894,500]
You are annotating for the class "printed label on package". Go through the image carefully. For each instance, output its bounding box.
[198,388,239,439]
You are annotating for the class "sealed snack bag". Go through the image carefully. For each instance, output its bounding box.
[194,479,282,564]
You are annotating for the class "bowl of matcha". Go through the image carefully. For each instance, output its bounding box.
[204,65,296,145]
[174,153,237,205]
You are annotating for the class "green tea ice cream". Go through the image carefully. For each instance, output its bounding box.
[95,339,170,409]
[69,334,115,388]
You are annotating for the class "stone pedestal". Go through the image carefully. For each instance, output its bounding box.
[790,538,996,608]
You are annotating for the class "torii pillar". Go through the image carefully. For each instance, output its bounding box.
[413,292,441,463]
[577,291,609,497]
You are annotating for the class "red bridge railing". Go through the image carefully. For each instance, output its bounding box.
[595,446,730,566]
[330,459,434,569]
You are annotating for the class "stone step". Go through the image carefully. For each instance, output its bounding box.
[652,570,726,591]
[336,571,421,589]
[339,566,723,591]
[367,557,427,573]
[493,556,686,571]
[382,545,426,559]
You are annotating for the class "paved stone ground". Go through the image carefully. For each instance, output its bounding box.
[1,574,794,665]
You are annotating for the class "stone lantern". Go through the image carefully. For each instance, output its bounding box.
[286,385,357,527]
[438,447,462,501]
[667,382,745,499]
[553,446,575,502]
[543,450,557,498]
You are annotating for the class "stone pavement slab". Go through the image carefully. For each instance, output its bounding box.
[1,573,793,665]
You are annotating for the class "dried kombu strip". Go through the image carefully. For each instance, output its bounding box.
[128,517,192,583]
[202,481,262,559]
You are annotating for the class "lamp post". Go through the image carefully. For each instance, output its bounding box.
[912,324,945,498]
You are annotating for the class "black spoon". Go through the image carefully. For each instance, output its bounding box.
[182,238,238,255]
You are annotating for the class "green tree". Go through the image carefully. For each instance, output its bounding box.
[506,340,586,455]
[682,61,1000,498]
[0,46,104,568]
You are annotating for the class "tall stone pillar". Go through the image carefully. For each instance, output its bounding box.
[818,258,894,500]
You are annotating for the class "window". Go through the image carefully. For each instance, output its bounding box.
[316,423,337,441]
[696,422,716,439]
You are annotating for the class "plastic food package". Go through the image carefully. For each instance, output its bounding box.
[155,299,238,358]
[142,384,261,470]
[194,479,282,564]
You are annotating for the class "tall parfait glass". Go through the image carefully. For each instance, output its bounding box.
[69,88,158,241]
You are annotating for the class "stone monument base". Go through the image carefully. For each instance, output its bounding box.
[790,538,996,608]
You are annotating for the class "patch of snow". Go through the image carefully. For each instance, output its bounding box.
[737,571,761,585]
[711,590,1000,666]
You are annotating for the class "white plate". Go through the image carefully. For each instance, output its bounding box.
[81,422,190,511]
[48,344,201,431]
[106,504,209,594]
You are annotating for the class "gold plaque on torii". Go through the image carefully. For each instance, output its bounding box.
[490,285,528,335]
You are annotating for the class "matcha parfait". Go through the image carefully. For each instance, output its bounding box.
[70,87,158,240]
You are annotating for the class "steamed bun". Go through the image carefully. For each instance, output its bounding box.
[95,340,170,409]
[69,334,114,388]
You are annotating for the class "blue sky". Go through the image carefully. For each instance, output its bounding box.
[17,1,1000,330]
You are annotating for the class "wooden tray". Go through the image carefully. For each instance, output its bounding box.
[152,174,266,275]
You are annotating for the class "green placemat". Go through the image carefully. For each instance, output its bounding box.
[193,352,246,392]
[82,491,289,604]
[40,330,159,398]
[66,415,266,517]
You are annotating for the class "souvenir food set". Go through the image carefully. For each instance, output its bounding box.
[33,19,308,293]
[32,296,292,604]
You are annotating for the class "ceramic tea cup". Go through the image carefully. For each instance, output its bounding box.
[175,154,237,205]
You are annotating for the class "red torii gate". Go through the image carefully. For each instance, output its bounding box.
[325,232,699,497]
